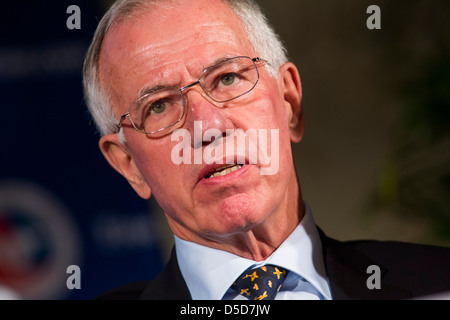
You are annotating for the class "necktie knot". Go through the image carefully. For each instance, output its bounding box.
[231,265,289,300]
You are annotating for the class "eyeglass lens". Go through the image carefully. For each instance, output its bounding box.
[128,56,259,134]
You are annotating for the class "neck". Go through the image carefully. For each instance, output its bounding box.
[221,184,303,261]
[169,175,304,262]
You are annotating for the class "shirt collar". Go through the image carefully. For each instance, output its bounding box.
[174,203,332,300]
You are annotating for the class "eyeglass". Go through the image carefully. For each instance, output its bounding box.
[116,56,268,135]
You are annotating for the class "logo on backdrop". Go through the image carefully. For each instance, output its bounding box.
[0,180,81,299]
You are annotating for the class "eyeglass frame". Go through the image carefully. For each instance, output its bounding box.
[115,56,268,135]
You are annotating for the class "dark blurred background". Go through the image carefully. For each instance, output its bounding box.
[0,0,449,300]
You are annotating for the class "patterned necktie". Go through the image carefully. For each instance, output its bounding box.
[231,265,289,300]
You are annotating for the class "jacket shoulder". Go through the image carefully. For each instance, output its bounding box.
[320,227,450,268]
[345,238,450,268]
[321,229,450,298]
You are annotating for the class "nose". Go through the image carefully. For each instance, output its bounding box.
[182,88,231,148]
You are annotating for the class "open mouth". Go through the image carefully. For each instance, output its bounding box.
[204,164,243,179]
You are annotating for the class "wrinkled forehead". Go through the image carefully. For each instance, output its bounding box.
[98,0,254,109]
[100,1,253,75]
[122,21,247,71]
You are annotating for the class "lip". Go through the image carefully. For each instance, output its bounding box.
[198,163,251,186]
[197,158,252,185]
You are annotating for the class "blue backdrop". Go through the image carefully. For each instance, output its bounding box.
[0,1,165,300]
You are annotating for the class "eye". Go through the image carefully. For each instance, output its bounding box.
[219,73,236,86]
[149,100,167,114]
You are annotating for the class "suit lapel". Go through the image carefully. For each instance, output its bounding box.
[318,227,411,299]
[139,247,192,300]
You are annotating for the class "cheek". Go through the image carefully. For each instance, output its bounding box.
[233,91,292,164]
[252,96,293,176]
[137,155,191,219]
[128,136,184,190]
[243,85,287,128]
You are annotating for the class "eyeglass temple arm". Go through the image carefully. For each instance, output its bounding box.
[116,112,130,132]
[252,57,269,66]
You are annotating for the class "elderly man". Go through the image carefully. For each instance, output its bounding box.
[83,0,450,300]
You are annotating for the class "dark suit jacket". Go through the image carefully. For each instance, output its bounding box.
[96,227,450,300]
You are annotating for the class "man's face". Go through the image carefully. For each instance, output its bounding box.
[99,0,303,241]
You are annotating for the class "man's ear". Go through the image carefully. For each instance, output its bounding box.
[278,62,304,143]
[99,134,151,199]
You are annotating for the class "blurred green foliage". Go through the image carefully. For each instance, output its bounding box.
[372,1,450,242]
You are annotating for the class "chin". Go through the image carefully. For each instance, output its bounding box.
[205,194,264,233]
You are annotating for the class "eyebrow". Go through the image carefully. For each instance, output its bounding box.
[136,54,237,99]
[203,55,235,70]
[137,85,170,99]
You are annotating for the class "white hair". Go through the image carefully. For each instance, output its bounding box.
[82,0,288,137]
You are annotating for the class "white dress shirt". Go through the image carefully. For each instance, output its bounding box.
[174,203,333,300]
